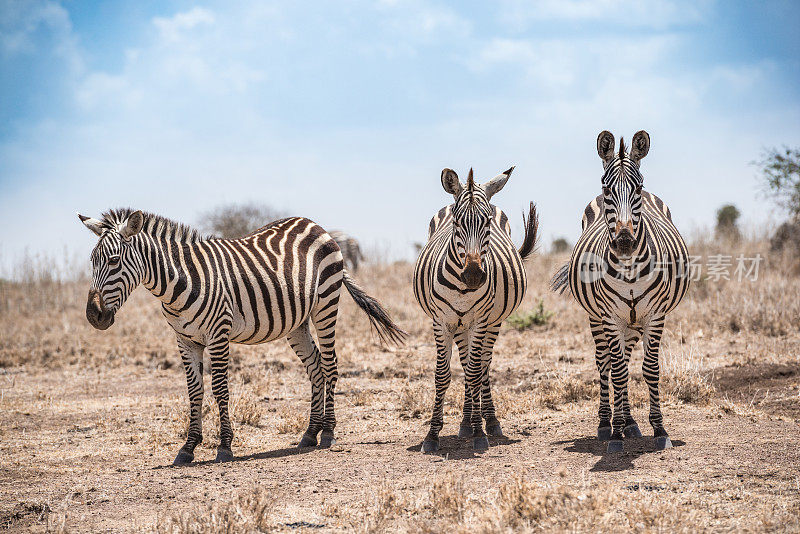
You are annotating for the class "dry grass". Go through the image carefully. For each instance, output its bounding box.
[275,407,307,435]
[154,486,276,534]
[1,235,799,532]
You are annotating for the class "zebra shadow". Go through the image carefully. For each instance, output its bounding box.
[552,436,686,472]
[156,444,318,469]
[406,435,522,460]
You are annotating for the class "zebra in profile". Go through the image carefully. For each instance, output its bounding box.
[328,230,365,272]
[78,209,405,465]
[551,130,690,453]
[414,167,538,452]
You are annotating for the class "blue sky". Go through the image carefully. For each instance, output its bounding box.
[1,0,799,273]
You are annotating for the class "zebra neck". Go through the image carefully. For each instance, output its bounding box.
[136,231,203,305]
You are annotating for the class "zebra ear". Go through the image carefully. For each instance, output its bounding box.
[120,210,144,239]
[441,168,463,198]
[597,130,615,164]
[484,166,514,201]
[78,213,104,237]
[630,130,650,162]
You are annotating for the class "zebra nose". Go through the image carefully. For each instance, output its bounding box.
[86,290,114,330]
[462,254,486,289]
[615,220,634,235]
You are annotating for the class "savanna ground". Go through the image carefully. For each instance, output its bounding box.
[1,237,799,532]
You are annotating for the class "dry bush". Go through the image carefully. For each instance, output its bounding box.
[660,342,714,405]
[536,373,598,410]
[428,473,466,523]
[492,477,618,531]
[155,486,276,534]
[355,483,405,534]
[231,387,265,428]
[398,382,430,419]
[275,407,306,435]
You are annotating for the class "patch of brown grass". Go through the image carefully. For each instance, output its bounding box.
[154,486,276,534]
[660,343,714,405]
[275,407,307,435]
[398,381,430,419]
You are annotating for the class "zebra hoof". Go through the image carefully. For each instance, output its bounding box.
[486,423,504,437]
[607,440,624,453]
[473,436,490,451]
[623,423,642,438]
[298,433,318,448]
[421,439,439,453]
[215,448,234,463]
[655,436,673,450]
[319,431,336,449]
[458,424,474,438]
[172,450,194,466]
[597,427,612,441]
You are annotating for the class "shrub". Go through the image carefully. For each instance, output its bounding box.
[507,301,554,330]
[198,203,286,239]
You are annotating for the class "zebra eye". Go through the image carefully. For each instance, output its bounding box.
[635,185,642,194]
[108,255,120,266]
[603,187,611,196]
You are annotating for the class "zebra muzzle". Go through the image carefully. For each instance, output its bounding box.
[461,256,486,289]
[612,228,635,256]
[86,290,115,330]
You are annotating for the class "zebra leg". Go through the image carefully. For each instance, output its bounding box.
[207,337,234,462]
[313,298,340,449]
[621,329,642,439]
[606,320,629,453]
[480,325,502,437]
[287,321,325,449]
[422,322,453,453]
[590,319,612,441]
[454,331,473,438]
[643,317,672,450]
[173,336,205,466]
[467,325,489,451]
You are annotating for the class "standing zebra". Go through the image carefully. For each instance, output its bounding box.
[414,167,538,452]
[78,209,405,465]
[551,130,690,453]
[328,230,365,272]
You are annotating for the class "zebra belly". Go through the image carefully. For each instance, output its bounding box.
[228,304,315,345]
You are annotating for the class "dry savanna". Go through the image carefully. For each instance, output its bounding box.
[1,235,799,532]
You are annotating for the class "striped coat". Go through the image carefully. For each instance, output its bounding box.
[551,130,690,453]
[79,209,405,465]
[414,167,537,452]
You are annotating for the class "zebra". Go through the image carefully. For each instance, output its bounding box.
[551,130,690,453]
[328,230,365,272]
[413,167,538,452]
[78,209,406,465]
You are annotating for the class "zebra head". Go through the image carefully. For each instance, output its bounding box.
[441,166,513,289]
[78,209,146,330]
[596,130,650,257]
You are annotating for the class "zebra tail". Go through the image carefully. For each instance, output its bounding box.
[518,202,539,262]
[550,262,570,295]
[342,270,408,346]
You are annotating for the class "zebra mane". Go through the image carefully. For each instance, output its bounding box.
[618,137,627,160]
[101,208,206,243]
[467,168,475,203]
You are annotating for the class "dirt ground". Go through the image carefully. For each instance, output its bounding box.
[1,253,799,532]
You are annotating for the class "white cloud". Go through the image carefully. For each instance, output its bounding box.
[152,7,216,43]
[497,0,713,30]
[0,0,82,73]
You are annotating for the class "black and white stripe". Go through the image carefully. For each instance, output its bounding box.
[551,130,690,453]
[413,167,538,452]
[79,209,405,464]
